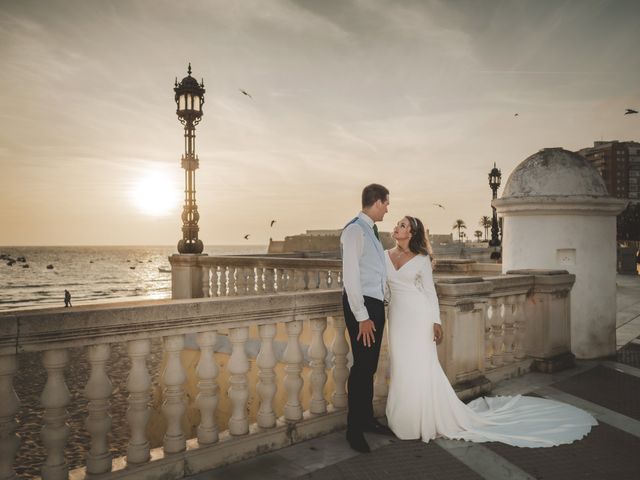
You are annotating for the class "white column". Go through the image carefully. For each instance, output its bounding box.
[84,344,112,474]
[0,354,19,480]
[309,318,328,415]
[40,349,70,480]
[162,335,186,453]
[126,339,151,464]
[219,266,228,296]
[196,331,219,445]
[256,324,277,428]
[331,316,349,409]
[284,320,303,421]
[228,327,250,435]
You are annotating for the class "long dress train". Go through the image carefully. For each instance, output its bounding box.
[384,251,597,448]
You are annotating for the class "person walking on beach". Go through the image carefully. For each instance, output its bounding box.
[341,183,394,453]
[64,289,72,307]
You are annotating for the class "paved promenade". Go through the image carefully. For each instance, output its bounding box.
[188,274,640,480]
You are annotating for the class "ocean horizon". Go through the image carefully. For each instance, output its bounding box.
[0,245,267,312]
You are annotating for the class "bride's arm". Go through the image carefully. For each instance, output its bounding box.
[419,256,441,326]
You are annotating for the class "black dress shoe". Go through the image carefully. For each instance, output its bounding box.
[363,419,394,436]
[346,430,371,453]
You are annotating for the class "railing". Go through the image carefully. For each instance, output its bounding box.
[0,267,574,479]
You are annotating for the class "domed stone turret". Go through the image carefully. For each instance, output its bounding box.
[494,147,627,360]
[502,148,607,198]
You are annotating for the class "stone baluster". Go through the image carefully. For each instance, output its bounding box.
[255,268,265,294]
[219,266,228,296]
[40,349,70,480]
[162,335,186,453]
[309,318,328,415]
[503,296,516,363]
[126,339,151,464]
[295,270,308,291]
[484,301,494,367]
[331,315,349,409]
[308,270,319,289]
[0,354,19,480]
[374,329,389,401]
[84,344,112,474]
[337,271,344,289]
[490,297,504,367]
[201,266,210,298]
[210,266,219,297]
[228,327,250,435]
[256,323,277,428]
[513,294,527,360]
[245,267,255,295]
[284,320,304,421]
[264,268,276,294]
[229,268,239,296]
[196,331,219,445]
[276,269,285,292]
[317,270,328,289]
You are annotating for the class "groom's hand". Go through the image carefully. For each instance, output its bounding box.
[433,324,443,344]
[357,320,376,347]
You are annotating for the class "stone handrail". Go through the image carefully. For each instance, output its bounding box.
[0,270,574,479]
[169,255,342,299]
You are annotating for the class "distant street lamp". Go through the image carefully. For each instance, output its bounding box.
[174,63,206,254]
[488,162,502,249]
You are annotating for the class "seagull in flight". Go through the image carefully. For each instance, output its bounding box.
[270,220,276,227]
[243,234,250,240]
[240,89,253,99]
[433,203,445,209]
[514,113,519,117]
[625,108,638,115]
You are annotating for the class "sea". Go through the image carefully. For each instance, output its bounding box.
[0,245,267,312]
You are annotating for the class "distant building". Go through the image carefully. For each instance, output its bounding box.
[577,140,640,202]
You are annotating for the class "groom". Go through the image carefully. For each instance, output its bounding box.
[341,183,393,453]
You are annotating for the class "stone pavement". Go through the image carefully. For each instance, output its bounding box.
[186,274,640,480]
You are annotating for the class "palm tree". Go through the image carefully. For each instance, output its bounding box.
[452,219,467,242]
[480,216,491,241]
[474,230,483,241]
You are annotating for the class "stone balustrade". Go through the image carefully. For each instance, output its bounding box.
[169,255,342,299]
[0,267,574,479]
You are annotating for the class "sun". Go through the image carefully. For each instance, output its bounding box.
[130,172,181,217]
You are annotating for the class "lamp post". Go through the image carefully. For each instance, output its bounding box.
[174,63,206,254]
[488,162,502,248]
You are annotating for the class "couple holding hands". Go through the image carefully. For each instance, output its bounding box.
[341,183,597,453]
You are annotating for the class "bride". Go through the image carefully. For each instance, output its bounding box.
[384,215,597,447]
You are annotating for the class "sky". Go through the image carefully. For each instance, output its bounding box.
[1,0,639,246]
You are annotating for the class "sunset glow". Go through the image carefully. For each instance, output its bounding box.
[130,173,181,217]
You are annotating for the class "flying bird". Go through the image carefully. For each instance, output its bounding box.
[433,203,445,209]
[243,234,250,240]
[625,108,638,115]
[270,220,276,227]
[240,89,253,99]
[514,113,519,117]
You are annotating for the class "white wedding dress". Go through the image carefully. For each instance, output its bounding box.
[384,251,597,447]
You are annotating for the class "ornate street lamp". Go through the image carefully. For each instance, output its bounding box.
[488,162,502,248]
[174,63,205,254]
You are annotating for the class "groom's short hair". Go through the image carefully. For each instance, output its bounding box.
[362,184,389,208]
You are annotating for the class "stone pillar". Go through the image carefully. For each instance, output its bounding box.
[434,277,493,400]
[508,270,576,372]
[169,254,207,299]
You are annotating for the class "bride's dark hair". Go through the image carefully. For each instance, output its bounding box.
[405,216,433,257]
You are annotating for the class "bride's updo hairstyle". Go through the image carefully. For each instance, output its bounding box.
[405,216,434,258]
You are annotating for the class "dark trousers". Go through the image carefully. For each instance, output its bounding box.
[342,293,385,432]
